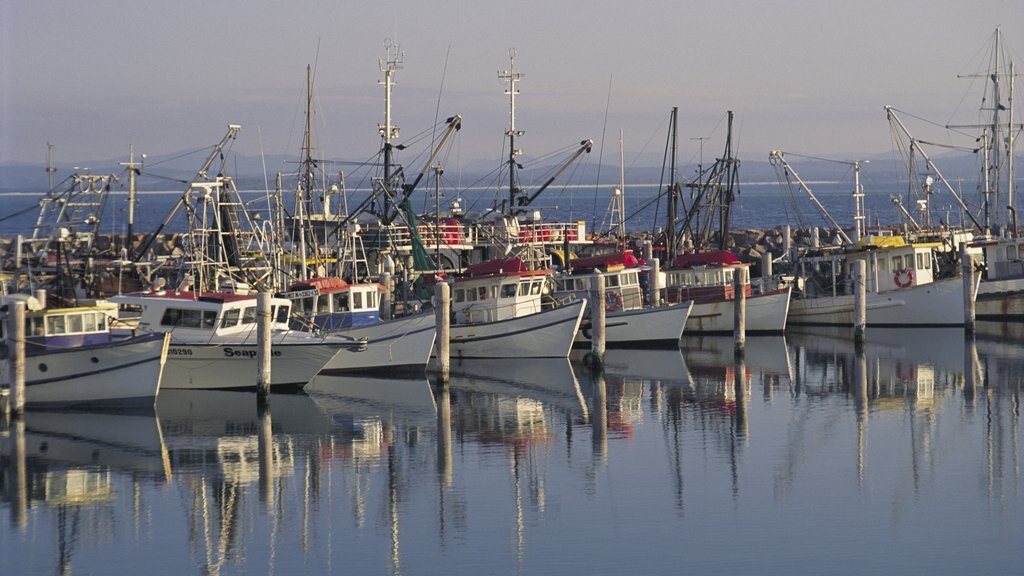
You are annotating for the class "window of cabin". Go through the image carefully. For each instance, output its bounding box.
[916,253,925,270]
[491,286,499,299]
[477,287,488,300]
[221,308,240,328]
[467,288,477,302]
[181,309,203,328]
[878,257,887,271]
[625,272,638,286]
[275,305,290,324]
[906,255,914,269]
[160,308,182,327]
[501,283,518,298]
[202,311,217,328]
[66,314,83,333]
[296,296,314,316]
[531,281,542,295]
[519,282,530,296]
[369,291,377,309]
[96,313,107,331]
[892,256,902,270]
[455,289,465,303]
[1008,244,1018,261]
[242,307,257,325]
[333,292,350,312]
[316,295,331,314]
[605,275,620,288]
[83,313,97,332]
[1018,244,1024,259]
[354,291,364,309]
[28,317,44,336]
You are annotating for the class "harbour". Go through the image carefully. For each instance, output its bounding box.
[3,7,1024,573]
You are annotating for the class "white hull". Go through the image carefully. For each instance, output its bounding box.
[685,288,791,334]
[575,302,692,348]
[2,333,168,407]
[162,338,349,390]
[448,299,587,359]
[320,312,436,376]
[975,276,1024,319]
[787,276,971,327]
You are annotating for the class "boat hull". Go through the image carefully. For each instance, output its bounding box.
[320,312,437,376]
[787,277,971,327]
[574,301,693,348]
[975,277,1024,320]
[685,288,791,334]
[2,333,168,407]
[447,299,586,359]
[161,338,348,390]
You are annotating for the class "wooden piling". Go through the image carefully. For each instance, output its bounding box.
[761,251,773,293]
[256,291,272,405]
[961,244,976,335]
[590,273,606,367]
[435,282,450,382]
[853,259,867,347]
[733,267,746,357]
[8,301,26,415]
[380,271,392,321]
[650,254,662,308]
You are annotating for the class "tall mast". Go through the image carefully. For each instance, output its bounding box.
[45,142,56,191]
[499,49,524,213]
[379,39,403,217]
[617,129,625,244]
[665,107,679,259]
[120,145,143,259]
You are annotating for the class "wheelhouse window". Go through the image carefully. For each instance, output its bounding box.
[275,305,290,324]
[242,307,257,325]
[605,275,620,288]
[67,314,83,333]
[221,309,240,328]
[501,283,518,298]
[1008,245,1018,260]
[530,281,542,295]
[333,292,350,312]
[296,296,314,316]
[354,291,364,309]
[917,253,925,270]
[454,289,465,303]
[316,295,331,315]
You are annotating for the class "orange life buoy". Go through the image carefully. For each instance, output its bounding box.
[605,290,623,312]
[894,268,914,288]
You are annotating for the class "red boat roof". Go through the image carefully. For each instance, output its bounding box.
[670,250,741,269]
[124,290,256,303]
[463,257,530,278]
[289,276,350,292]
[569,251,638,272]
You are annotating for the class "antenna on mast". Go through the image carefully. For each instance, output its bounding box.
[45,142,57,192]
[499,48,525,212]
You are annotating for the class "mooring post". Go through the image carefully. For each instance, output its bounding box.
[811,226,820,249]
[590,273,606,368]
[435,282,450,383]
[256,291,272,406]
[650,254,662,308]
[8,301,26,416]
[783,225,792,260]
[853,259,867,348]
[761,251,773,293]
[733,267,747,357]
[380,271,393,321]
[961,244,976,336]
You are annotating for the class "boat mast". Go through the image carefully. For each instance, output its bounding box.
[379,40,403,219]
[499,49,524,213]
[666,107,679,259]
[119,145,143,260]
[616,129,626,245]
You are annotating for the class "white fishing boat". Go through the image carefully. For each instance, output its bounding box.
[1,295,168,407]
[787,236,976,326]
[319,311,436,376]
[551,251,692,347]
[443,257,586,359]
[662,251,791,334]
[111,285,367,390]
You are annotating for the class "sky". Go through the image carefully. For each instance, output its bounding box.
[2,0,1022,174]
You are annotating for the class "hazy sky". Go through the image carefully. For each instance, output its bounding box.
[2,0,1021,172]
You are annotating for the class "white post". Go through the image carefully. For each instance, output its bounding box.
[761,251,773,292]
[853,260,867,347]
[733,267,746,357]
[379,272,392,321]
[961,244,976,335]
[256,291,272,405]
[590,273,606,367]
[8,301,26,415]
[435,282,450,382]
[650,256,661,308]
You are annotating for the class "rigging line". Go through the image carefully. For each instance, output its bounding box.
[592,74,613,233]
[431,45,452,153]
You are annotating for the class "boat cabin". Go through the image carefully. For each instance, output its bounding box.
[551,251,645,312]
[448,258,549,324]
[849,236,938,292]
[277,276,384,332]
[0,295,119,347]
[969,237,1024,281]
[662,251,752,305]
[112,290,293,338]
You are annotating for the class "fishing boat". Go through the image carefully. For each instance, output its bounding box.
[786,235,976,326]
[443,257,587,359]
[662,250,791,334]
[551,251,692,347]
[0,294,168,407]
[111,283,368,390]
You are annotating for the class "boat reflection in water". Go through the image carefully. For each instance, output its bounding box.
[0,408,170,575]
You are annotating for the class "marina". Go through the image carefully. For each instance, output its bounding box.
[2,7,1023,573]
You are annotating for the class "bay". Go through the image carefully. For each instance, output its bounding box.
[2,328,1021,575]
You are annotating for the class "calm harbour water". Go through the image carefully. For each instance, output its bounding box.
[2,326,1022,575]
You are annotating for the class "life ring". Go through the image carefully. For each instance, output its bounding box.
[894,268,914,288]
[605,290,623,312]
